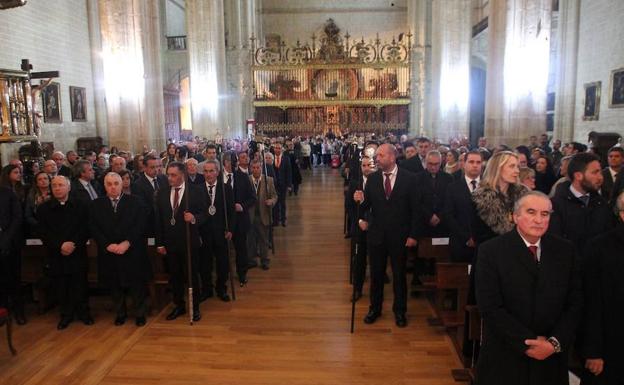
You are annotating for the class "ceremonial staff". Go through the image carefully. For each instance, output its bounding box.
[260,145,275,255]
[184,171,194,325]
[221,153,237,301]
[350,181,362,334]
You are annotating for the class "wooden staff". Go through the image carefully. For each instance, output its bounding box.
[221,154,237,301]
[350,182,362,334]
[184,171,194,325]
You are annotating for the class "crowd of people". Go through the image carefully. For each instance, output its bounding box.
[1,130,623,384]
[343,133,623,385]
[0,137,304,328]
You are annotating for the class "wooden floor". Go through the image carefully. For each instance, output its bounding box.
[0,167,460,385]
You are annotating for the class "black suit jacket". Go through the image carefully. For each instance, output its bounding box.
[476,229,582,385]
[443,178,477,262]
[273,155,292,193]
[154,184,207,254]
[359,167,422,250]
[0,187,22,252]
[601,167,617,202]
[187,173,205,186]
[89,194,152,286]
[70,179,102,204]
[38,198,89,275]
[415,170,453,237]
[225,170,256,232]
[132,173,168,236]
[199,180,235,235]
[582,223,624,382]
[58,165,72,177]
[399,156,425,174]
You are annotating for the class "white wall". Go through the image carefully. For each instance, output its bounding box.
[0,0,97,152]
[261,0,407,44]
[574,0,624,142]
[165,0,186,37]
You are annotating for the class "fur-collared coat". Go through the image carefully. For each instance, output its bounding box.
[472,184,528,243]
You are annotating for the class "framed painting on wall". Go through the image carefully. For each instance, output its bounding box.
[69,86,87,121]
[608,67,624,108]
[42,81,62,123]
[582,81,601,121]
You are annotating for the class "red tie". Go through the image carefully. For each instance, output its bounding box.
[384,173,392,199]
[528,245,538,262]
[173,187,180,211]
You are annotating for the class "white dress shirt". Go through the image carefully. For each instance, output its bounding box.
[382,165,398,190]
[518,232,542,262]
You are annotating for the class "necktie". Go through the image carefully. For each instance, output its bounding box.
[173,187,180,211]
[226,173,232,188]
[208,185,214,201]
[86,183,97,200]
[384,172,392,199]
[153,177,159,191]
[276,156,281,168]
[112,198,119,213]
[528,245,538,263]
[470,180,477,192]
[580,195,590,207]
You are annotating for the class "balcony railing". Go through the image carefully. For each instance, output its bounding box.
[167,36,187,51]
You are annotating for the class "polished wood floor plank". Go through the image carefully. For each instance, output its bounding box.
[0,168,460,385]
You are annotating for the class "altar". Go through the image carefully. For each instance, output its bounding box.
[251,19,412,137]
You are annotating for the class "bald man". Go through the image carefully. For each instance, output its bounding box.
[354,143,421,327]
[90,173,152,327]
[38,176,92,329]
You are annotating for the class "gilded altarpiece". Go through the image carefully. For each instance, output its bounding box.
[251,19,411,137]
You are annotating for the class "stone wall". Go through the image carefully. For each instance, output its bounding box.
[0,0,97,153]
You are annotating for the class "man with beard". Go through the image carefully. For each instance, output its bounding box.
[549,153,614,251]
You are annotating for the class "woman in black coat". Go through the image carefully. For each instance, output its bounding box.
[534,155,557,194]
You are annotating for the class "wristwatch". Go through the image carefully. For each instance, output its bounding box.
[547,337,562,353]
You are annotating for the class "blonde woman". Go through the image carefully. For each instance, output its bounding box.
[519,167,536,190]
[472,151,528,243]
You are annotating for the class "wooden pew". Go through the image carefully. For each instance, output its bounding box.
[412,237,451,291]
[451,305,481,383]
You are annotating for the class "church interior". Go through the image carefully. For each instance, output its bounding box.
[0,0,623,384]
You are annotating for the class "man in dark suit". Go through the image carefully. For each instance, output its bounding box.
[272,142,292,226]
[443,151,482,263]
[222,154,256,285]
[185,158,205,186]
[52,151,72,177]
[550,153,614,252]
[132,155,168,236]
[155,162,207,321]
[0,185,24,324]
[354,144,420,328]
[347,155,374,300]
[199,160,235,301]
[601,146,622,202]
[38,176,93,329]
[70,160,102,203]
[475,191,582,385]
[581,191,624,385]
[416,150,453,237]
[398,141,424,174]
[90,172,153,327]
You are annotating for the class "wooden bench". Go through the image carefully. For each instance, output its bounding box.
[451,305,481,383]
[412,237,451,292]
[21,239,170,314]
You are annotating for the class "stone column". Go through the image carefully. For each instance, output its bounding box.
[407,0,431,137]
[98,0,166,153]
[430,0,471,141]
[484,0,552,147]
[86,0,108,142]
[553,0,580,142]
[186,0,228,140]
